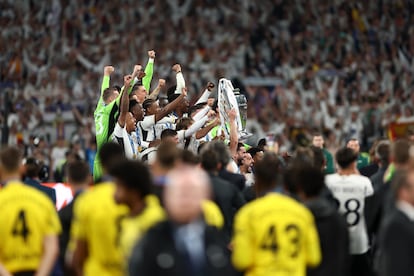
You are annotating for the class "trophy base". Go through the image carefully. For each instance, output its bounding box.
[239,131,253,141]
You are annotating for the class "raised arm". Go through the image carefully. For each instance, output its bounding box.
[115,65,143,106]
[184,115,209,138]
[154,87,187,122]
[147,79,165,100]
[101,66,114,94]
[192,105,211,121]
[142,50,155,92]
[172,64,185,94]
[196,116,220,139]
[118,75,133,128]
[195,82,215,105]
[228,108,238,158]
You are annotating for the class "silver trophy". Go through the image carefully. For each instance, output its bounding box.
[217,79,252,141]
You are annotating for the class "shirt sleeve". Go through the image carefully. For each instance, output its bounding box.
[140,115,156,130]
[192,105,210,121]
[195,89,212,105]
[143,58,154,92]
[174,72,186,94]
[304,214,322,267]
[365,178,374,197]
[113,122,123,138]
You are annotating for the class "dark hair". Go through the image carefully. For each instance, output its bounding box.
[176,117,193,131]
[67,160,90,184]
[0,147,22,173]
[254,152,281,187]
[131,83,142,93]
[99,142,125,171]
[335,147,358,169]
[392,139,411,165]
[247,147,263,158]
[188,104,206,118]
[109,160,152,197]
[142,98,155,110]
[346,138,359,145]
[156,141,180,169]
[237,142,245,152]
[112,85,122,92]
[376,141,390,165]
[293,165,325,198]
[180,149,200,165]
[201,150,219,172]
[102,87,117,102]
[204,141,231,167]
[129,99,140,112]
[25,157,40,178]
[161,129,178,140]
[310,146,326,170]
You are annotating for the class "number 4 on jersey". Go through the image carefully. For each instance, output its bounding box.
[12,210,30,243]
[260,225,278,253]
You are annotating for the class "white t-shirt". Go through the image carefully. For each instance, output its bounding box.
[113,123,139,160]
[144,115,176,142]
[325,173,374,254]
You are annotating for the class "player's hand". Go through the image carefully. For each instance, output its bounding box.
[148,50,156,59]
[137,71,146,79]
[228,108,237,121]
[133,64,142,74]
[207,81,215,91]
[212,117,221,126]
[207,98,215,107]
[104,66,115,76]
[172,64,181,73]
[124,75,133,86]
[208,110,216,118]
[158,79,166,88]
[181,87,188,97]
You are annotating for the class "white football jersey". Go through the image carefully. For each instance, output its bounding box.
[325,173,374,254]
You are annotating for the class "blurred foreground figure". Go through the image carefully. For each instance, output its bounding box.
[69,143,128,276]
[377,168,414,276]
[232,153,321,276]
[128,167,236,276]
[0,147,61,276]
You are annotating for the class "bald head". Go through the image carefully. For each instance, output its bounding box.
[164,167,211,224]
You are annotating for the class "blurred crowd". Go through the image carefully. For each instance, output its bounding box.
[1,0,414,177]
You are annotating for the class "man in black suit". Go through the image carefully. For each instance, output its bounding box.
[294,165,350,276]
[58,160,90,275]
[24,157,56,205]
[207,141,246,191]
[365,141,390,239]
[200,149,245,242]
[129,166,237,276]
[377,168,414,276]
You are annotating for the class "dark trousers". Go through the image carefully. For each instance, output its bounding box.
[351,252,373,276]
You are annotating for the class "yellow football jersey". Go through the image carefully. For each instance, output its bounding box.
[232,193,321,276]
[119,195,165,258]
[202,200,224,229]
[70,182,129,276]
[0,181,61,273]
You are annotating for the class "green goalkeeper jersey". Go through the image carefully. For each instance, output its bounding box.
[93,61,154,181]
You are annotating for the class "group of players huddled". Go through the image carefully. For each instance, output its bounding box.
[0,50,414,276]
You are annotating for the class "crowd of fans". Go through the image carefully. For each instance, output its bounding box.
[2,0,414,175]
[2,1,414,275]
